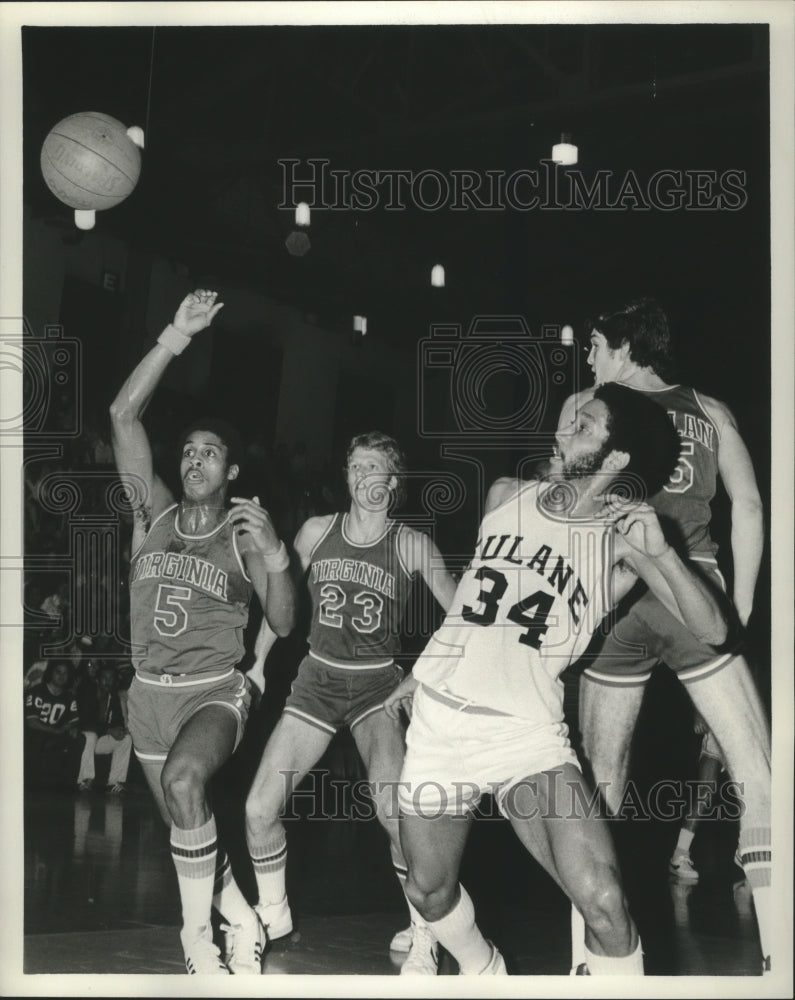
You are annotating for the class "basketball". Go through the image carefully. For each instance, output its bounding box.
[40,112,141,212]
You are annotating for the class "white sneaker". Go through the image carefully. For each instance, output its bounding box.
[399,922,438,975]
[181,925,230,975]
[222,909,266,974]
[465,942,507,976]
[255,896,293,941]
[389,924,413,952]
[668,851,699,882]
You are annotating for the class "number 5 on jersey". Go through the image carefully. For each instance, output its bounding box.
[154,584,192,636]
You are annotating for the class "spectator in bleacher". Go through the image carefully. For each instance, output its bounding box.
[24,660,83,789]
[76,664,132,793]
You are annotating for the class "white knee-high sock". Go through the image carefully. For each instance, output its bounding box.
[584,939,644,975]
[248,829,288,905]
[738,826,772,966]
[570,904,586,971]
[213,847,254,925]
[171,816,217,940]
[427,885,492,974]
[393,860,429,928]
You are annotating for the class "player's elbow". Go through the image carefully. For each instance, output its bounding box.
[109,395,134,428]
[269,603,296,638]
[733,494,764,528]
[271,617,294,639]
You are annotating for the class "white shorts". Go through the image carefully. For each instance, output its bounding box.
[398,684,579,818]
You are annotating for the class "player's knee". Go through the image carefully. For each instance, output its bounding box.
[161,757,207,813]
[244,785,281,834]
[405,868,457,923]
[576,868,628,935]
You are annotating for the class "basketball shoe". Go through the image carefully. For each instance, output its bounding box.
[668,850,699,882]
[468,942,507,975]
[181,924,229,974]
[389,925,412,952]
[222,909,266,974]
[399,922,438,975]
[254,896,293,941]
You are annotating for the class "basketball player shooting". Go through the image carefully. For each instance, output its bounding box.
[110,289,297,975]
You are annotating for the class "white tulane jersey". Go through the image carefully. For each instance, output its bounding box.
[413,481,615,723]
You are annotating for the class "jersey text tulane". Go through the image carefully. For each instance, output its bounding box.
[307,513,413,667]
[413,481,613,722]
[130,505,253,677]
[634,384,720,557]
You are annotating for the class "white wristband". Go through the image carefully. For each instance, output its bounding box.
[157,323,192,356]
[262,540,290,573]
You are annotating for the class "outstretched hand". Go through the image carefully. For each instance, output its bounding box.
[383,674,419,721]
[173,289,224,338]
[229,496,281,558]
[613,501,670,559]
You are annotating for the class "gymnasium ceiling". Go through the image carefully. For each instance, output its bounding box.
[22,21,769,343]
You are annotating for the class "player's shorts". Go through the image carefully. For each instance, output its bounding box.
[282,653,403,735]
[127,668,250,764]
[582,558,737,689]
[398,684,579,819]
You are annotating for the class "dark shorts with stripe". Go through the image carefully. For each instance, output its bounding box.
[582,560,736,688]
[127,669,251,764]
[283,654,403,735]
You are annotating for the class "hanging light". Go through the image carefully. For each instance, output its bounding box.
[353,315,367,335]
[552,132,578,165]
[295,202,310,226]
[431,264,445,287]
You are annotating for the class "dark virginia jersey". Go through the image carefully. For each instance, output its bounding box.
[307,513,413,667]
[413,481,613,722]
[637,385,721,557]
[129,504,253,678]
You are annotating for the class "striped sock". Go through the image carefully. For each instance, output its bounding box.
[584,939,644,975]
[249,829,288,905]
[170,816,217,939]
[393,861,428,928]
[738,826,772,964]
[213,847,254,926]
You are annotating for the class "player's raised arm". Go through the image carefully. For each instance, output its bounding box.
[230,496,297,638]
[398,527,457,613]
[700,395,764,626]
[612,502,728,646]
[109,290,224,545]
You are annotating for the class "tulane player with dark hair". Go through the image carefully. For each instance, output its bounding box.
[110,290,297,975]
[244,430,457,975]
[558,296,771,974]
[387,384,728,977]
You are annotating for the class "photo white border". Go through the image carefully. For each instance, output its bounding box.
[1,2,792,997]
